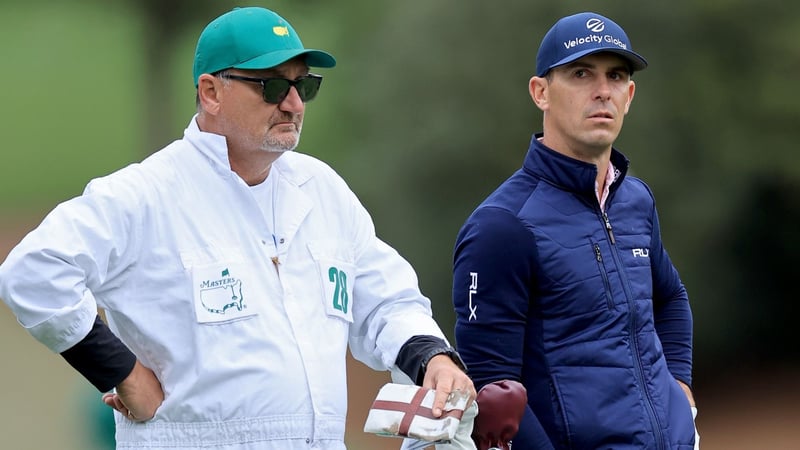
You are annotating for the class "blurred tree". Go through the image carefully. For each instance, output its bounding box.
[86,0,333,153]
[108,0,223,153]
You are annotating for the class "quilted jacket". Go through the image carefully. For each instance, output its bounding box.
[453,134,695,449]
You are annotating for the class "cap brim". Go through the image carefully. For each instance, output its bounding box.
[234,48,336,71]
[542,48,647,76]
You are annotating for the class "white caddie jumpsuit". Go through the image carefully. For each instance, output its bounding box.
[0,117,449,449]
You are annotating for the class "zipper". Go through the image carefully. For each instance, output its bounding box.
[593,243,615,310]
[602,211,665,449]
[602,211,615,244]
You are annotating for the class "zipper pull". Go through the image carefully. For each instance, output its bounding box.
[603,212,616,244]
[270,256,280,276]
[270,235,281,272]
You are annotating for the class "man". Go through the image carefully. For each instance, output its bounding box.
[0,7,474,449]
[452,12,699,449]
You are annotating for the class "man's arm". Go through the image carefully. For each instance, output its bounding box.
[0,182,165,421]
[62,315,164,421]
[453,207,534,386]
[453,207,554,448]
[649,208,694,391]
[60,315,137,392]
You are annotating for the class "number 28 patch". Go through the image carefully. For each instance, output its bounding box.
[317,258,355,323]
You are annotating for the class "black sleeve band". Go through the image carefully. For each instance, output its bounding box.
[60,315,137,392]
[396,335,468,385]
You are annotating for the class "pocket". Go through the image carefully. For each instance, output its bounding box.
[181,246,259,324]
[308,240,355,323]
[592,241,615,310]
[667,379,697,446]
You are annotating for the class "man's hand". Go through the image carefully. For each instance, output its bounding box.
[677,380,695,407]
[102,360,164,422]
[676,379,699,449]
[422,354,476,417]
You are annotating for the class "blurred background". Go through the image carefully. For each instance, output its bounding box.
[1,0,798,448]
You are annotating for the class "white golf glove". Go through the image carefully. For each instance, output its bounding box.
[692,406,700,449]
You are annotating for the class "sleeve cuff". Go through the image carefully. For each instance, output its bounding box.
[396,335,467,385]
[60,315,137,392]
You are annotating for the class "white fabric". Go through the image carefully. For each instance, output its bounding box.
[363,383,471,445]
[387,370,478,450]
[692,406,700,450]
[398,402,478,450]
[0,116,448,449]
[433,401,478,450]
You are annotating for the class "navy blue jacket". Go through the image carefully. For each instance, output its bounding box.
[453,135,695,449]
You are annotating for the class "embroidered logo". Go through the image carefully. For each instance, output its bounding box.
[273,26,289,37]
[563,18,629,51]
[198,268,246,314]
[468,272,478,321]
[632,248,650,258]
[586,18,605,33]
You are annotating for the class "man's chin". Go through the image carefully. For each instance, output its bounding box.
[264,134,300,153]
[268,147,295,154]
[261,143,297,153]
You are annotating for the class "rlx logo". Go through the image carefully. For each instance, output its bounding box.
[468,272,478,321]
[632,248,650,258]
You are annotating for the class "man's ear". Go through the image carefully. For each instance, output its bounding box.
[197,74,223,115]
[624,79,636,115]
[529,76,548,111]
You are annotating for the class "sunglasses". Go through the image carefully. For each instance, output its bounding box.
[219,73,323,104]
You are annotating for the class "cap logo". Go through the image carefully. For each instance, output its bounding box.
[586,18,605,33]
[272,26,289,37]
[562,17,629,51]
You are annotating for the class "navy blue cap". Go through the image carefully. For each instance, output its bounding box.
[536,12,647,77]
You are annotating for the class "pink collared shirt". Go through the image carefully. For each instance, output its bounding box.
[596,162,620,212]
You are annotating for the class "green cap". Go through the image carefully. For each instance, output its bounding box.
[192,7,336,86]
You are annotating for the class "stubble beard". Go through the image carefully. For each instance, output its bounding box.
[259,115,303,153]
[261,127,301,153]
[237,120,302,154]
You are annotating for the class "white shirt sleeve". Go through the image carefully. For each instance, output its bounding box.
[0,176,142,353]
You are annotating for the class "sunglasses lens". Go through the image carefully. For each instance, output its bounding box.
[295,77,321,102]
[261,76,322,104]
[262,79,292,104]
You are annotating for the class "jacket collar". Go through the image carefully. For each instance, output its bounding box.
[183,115,234,179]
[522,133,630,195]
